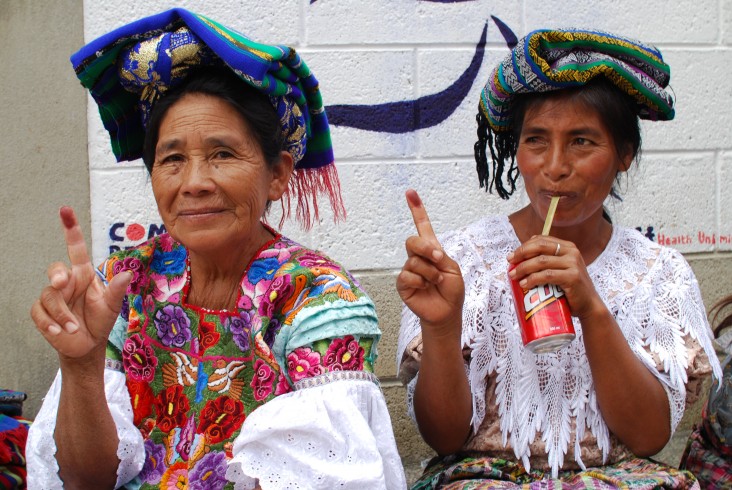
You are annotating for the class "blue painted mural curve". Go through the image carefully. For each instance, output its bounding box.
[326,23,487,133]
[490,15,517,48]
[320,13,518,133]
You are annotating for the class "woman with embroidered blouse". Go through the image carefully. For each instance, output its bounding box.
[396,29,722,488]
[27,9,405,490]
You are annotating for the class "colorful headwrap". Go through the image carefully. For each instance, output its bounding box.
[475,28,675,199]
[71,8,343,228]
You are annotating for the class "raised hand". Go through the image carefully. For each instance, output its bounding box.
[397,190,472,453]
[30,207,132,361]
[396,189,464,333]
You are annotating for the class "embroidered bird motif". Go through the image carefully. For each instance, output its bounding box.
[312,273,357,302]
[207,359,246,399]
[161,352,198,388]
[253,332,275,364]
[284,271,358,324]
[282,273,309,313]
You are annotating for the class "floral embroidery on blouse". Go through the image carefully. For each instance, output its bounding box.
[99,231,380,489]
[287,335,375,384]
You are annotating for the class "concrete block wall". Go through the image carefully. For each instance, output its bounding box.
[80,0,732,263]
[0,0,89,429]
[2,0,731,485]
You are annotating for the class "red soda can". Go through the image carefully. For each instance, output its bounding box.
[508,264,575,353]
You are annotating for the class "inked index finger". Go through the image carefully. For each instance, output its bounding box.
[59,206,92,267]
[406,189,438,244]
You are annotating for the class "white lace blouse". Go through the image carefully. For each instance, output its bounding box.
[397,215,722,477]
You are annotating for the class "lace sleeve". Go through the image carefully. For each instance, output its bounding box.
[225,379,407,489]
[25,369,145,489]
[614,248,723,433]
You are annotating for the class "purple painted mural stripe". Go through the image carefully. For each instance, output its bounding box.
[491,15,517,49]
[326,22,488,133]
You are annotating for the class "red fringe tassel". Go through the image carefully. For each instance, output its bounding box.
[277,162,346,230]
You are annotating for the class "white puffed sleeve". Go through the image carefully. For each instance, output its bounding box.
[226,376,407,490]
[26,368,145,489]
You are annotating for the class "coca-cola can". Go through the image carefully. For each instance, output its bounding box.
[508,264,575,354]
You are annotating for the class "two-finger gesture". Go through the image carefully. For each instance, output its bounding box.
[396,190,464,334]
[30,207,132,361]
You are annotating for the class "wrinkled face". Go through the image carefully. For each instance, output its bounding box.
[515,94,632,229]
[151,93,288,253]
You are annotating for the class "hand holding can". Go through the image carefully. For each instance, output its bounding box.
[510,197,575,354]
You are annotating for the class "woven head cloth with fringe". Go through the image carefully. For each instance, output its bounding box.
[475,28,675,199]
[71,8,343,228]
[480,28,675,131]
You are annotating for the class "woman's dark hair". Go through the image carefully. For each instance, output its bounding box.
[142,67,285,172]
[475,77,642,200]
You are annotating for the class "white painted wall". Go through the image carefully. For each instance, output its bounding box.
[82,0,732,270]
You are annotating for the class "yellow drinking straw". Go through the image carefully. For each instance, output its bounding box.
[541,196,560,236]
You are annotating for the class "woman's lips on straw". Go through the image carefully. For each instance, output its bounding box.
[542,191,575,199]
[542,192,577,207]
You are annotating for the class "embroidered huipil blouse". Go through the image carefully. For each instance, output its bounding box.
[397,215,722,477]
[29,232,406,489]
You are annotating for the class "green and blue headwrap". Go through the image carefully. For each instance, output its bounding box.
[71,8,343,227]
[475,28,675,199]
